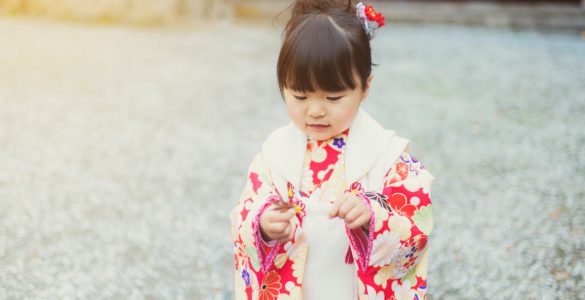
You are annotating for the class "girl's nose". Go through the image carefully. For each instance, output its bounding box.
[308,103,326,118]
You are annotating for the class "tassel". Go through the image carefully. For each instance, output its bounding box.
[344,246,354,264]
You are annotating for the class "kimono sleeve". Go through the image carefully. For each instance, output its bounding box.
[349,152,434,289]
[230,152,283,283]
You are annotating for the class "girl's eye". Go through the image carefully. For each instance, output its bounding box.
[327,96,343,101]
[294,95,307,100]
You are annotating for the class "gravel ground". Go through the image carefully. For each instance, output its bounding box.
[0,17,584,299]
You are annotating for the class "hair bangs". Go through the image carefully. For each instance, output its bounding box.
[278,14,361,94]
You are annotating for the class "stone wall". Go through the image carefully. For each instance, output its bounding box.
[0,0,235,23]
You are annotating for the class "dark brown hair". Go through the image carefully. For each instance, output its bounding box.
[276,0,374,97]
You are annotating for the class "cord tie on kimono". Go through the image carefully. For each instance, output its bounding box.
[345,246,354,264]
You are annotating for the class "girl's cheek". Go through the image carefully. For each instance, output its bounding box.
[289,104,302,116]
[287,106,304,124]
[338,103,354,118]
[285,101,297,113]
[341,105,359,126]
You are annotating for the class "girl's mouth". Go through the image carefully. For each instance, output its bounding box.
[307,124,330,131]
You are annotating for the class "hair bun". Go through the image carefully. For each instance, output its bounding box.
[290,0,354,19]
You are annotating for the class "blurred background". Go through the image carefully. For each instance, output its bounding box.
[0,0,584,299]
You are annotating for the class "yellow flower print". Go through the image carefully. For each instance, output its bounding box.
[387,214,412,241]
[391,279,415,299]
[301,162,315,192]
[292,247,307,284]
[284,229,306,259]
[294,204,303,215]
[371,230,401,267]
[274,253,287,269]
[403,169,434,194]
[239,214,256,245]
[366,284,386,300]
[311,147,327,163]
[374,266,393,289]
[277,281,301,300]
[373,203,389,231]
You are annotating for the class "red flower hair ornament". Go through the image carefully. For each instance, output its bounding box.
[355,1,385,38]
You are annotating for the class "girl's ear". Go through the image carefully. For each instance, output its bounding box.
[361,74,374,102]
[366,74,374,90]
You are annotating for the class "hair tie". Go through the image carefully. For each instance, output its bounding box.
[355,2,385,38]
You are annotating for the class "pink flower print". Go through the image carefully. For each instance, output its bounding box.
[291,198,306,218]
[346,182,365,195]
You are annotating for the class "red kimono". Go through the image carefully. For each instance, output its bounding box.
[230,109,434,299]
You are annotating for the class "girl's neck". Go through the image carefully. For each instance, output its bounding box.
[307,127,350,145]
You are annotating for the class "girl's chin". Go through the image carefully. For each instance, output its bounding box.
[297,124,337,141]
[306,132,334,141]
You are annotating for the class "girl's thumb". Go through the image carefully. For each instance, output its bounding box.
[329,190,346,218]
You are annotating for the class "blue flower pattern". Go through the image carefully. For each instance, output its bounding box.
[241,268,250,286]
[333,137,346,149]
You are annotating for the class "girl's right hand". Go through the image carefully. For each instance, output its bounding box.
[259,201,296,243]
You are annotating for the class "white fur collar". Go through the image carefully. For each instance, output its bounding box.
[261,108,407,196]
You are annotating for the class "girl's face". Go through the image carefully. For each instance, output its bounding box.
[283,74,373,141]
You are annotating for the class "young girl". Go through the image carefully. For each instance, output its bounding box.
[230,0,434,299]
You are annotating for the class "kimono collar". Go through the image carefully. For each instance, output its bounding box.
[261,108,386,191]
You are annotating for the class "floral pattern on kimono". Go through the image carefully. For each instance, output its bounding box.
[230,129,434,300]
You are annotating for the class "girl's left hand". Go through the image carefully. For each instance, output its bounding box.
[328,191,370,231]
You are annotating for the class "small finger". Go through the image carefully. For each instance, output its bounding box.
[329,196,346,219]
[271,209,295,222]
[344,208,361,224]
[278,226,293,242]
[277,226,292,242]
[348,214,371,230]
[328,206,337,219]
[276,222,289,234]
[282,224,292,236]
[335,189,347,202]
[268,221,289,234]
[270,202,289,212]
[338,199,356,219]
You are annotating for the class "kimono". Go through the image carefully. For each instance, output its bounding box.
[230,108,434,299]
